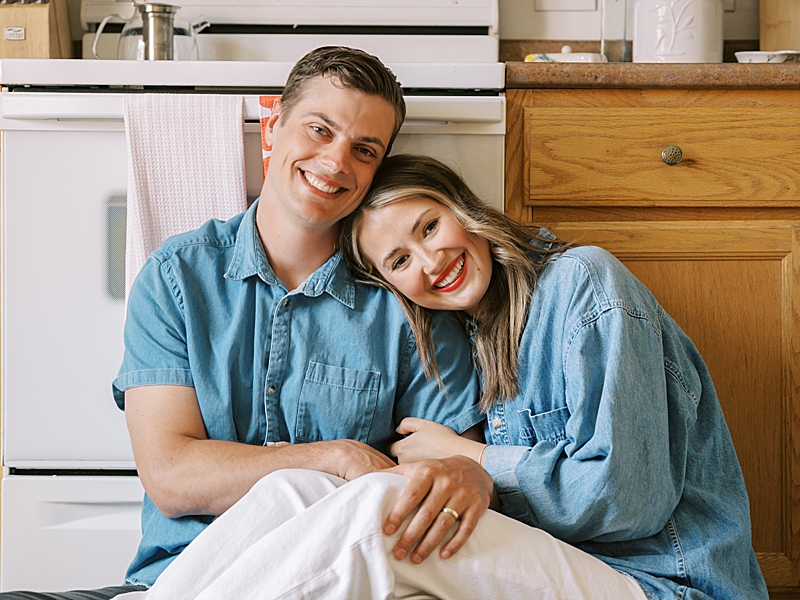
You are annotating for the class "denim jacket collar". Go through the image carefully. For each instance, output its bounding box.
[224,198,355,309]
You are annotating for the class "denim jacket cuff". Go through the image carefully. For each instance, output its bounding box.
[483,445,532,523]
[483,445,528,491]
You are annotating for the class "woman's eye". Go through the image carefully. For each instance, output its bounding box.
[311,125,326,135]
[391,255,408,271]
[423,219,438,235]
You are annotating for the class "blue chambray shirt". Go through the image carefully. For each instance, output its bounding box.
[482,245,768,600]
[113,200,482,586]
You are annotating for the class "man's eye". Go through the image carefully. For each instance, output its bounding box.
[357,147,377,158]
[423,219,438,235]
[311,125,326,135]
[391,255,408,271]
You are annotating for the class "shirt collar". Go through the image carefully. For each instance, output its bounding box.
[225,198,355,309]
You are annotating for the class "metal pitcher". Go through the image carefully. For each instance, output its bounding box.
[92,2,210,61]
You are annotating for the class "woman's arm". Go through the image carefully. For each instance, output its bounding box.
[390,418,487,464]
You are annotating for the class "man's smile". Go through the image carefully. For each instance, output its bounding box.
[302,170,345,195]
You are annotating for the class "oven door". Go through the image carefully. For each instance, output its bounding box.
[0,90,503,590]
[0,92,503,468]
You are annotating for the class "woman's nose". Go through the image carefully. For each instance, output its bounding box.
[420,248,444,274]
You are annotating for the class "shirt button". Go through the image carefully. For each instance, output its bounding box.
[282,299,289,308]
[268,385,276,395]
[492,418,502,430]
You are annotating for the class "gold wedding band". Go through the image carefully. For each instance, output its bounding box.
[441,506,460,521]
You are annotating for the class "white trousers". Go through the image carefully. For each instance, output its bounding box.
[133,469,648,600]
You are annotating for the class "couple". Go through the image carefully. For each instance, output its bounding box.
[134,147,769,600]
[121,46,763,599]
[2,45,764,600]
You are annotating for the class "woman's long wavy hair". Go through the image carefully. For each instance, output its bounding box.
[340,154,563,411]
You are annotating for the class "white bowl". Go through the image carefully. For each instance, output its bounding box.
[735,50,800,63]
[524,45,607,64]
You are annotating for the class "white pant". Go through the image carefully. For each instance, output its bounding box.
[136,469,648,600]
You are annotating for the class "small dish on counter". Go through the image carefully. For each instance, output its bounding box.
[525,45,607,63]
[734,50,800,63]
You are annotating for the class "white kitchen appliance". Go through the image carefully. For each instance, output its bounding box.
[1,0,505,592]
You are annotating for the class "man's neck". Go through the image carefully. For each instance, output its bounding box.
[255,200,339,291]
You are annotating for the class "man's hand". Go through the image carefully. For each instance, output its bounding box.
[329,439,396,480]
[383,455,493,564]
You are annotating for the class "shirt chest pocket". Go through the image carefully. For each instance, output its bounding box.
[296,361,381,443]
[518,406,571,446]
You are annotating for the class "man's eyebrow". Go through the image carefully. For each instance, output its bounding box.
[306,112,387,151]
[381,210,430,268]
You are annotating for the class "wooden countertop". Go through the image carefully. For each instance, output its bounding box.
[505,62,800,89]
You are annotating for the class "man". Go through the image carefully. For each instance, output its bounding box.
[0,47,492,600]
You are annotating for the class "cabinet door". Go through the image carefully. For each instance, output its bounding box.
[543,220,800,589]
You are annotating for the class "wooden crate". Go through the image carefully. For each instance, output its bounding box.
[761,0,800,52]
[0,0,72,59]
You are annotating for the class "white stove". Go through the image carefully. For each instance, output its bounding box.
[0,0,505,592]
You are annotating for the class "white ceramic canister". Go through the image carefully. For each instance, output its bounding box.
[633,0,723,62]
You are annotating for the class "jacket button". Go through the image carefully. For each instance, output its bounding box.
[492,418,502,429]
[282,299,289,308]
[268,385,276,395]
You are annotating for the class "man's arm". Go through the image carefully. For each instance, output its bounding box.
[125,385,395,518]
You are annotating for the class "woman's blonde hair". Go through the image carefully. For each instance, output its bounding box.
[340,154,563,411]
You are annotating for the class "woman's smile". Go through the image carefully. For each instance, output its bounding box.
[433,253,467,291]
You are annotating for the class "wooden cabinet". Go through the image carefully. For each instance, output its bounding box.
[506,88,800,595]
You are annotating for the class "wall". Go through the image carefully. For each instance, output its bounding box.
[498,0,759,41]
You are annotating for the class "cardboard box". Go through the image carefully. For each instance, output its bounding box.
[0,0,72,59]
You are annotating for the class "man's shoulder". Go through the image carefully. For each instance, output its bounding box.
[151,211,246,264]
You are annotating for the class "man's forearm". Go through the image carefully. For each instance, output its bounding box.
[142,438,352,517]
[125,385,394,518]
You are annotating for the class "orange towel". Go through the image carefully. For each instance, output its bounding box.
[259,95,280,178]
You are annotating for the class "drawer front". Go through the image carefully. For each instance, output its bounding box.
[523,104,800,207]
[1,475,144,591]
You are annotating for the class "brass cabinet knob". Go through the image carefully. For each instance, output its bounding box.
[662,145,683,166]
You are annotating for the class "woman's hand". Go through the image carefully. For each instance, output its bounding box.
[390,417,485,464]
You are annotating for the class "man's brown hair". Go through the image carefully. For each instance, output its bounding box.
[281,46,406,153]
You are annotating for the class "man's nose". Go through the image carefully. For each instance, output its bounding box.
[320,140,350,173]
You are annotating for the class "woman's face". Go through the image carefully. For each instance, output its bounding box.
[358,196,492,315]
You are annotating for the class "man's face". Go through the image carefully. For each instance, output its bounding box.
[262,75,397,233]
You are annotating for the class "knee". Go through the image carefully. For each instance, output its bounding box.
[249,469,343,499]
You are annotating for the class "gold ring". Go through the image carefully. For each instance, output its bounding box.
[441,506,460,521]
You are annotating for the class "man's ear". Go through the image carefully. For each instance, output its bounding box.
[264,98,283,147]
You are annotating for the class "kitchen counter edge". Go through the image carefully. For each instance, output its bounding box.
[505,62,800,89]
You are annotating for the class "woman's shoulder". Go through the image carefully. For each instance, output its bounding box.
[545,245,626,281]
[538,245,661,319]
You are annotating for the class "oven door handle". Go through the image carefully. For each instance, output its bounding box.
[2,93,505,125]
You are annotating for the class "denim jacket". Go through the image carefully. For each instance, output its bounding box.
[113,200,482,586]
[482,245,768,600]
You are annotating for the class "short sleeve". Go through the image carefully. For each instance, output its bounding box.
[112,256,194,409]
[394,311,483,433]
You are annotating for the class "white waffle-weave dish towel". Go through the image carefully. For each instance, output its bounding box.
[123,93,247,298]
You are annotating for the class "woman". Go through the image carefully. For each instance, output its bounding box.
[339,153,769,600]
